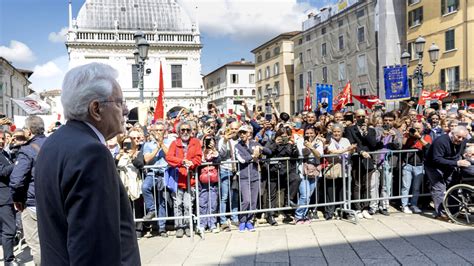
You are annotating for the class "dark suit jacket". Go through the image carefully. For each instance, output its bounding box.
[35,120,140,266]
[0,150,14,205]
[344,125,378,171]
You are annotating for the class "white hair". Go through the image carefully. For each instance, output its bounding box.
[452,126,468,135]
[464,145,474,155]
[61,63,118,121]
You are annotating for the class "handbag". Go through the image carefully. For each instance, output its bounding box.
[199,165,219,184]
[324,163,342,179]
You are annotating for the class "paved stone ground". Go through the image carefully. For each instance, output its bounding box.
[3,212,474,265]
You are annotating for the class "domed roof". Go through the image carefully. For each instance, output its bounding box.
[76,0,194,32]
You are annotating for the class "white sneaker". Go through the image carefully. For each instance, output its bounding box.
[402,206,413,214]
[356,211,364,219]
[362,210,373,219]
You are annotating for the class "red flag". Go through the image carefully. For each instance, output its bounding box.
[429,89,449,100]
[418,90,431,105]
[334,81,352,111]
[154,62,164,120]
[303,83,312,111]
[352,95,384,109]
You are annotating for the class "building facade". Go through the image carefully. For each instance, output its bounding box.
[0,57,31,118]
[66,0,207,115]
[294,0,406,111]
[251,31,300,114]
[203,59,256,114]
[406,0,474,102]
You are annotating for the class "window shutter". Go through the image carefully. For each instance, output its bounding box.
[440,69,446,90]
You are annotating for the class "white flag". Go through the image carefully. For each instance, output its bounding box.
[11,94,50,114]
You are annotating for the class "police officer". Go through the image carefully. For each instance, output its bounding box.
[0,130,17,265]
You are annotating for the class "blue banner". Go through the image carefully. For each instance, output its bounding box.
[384,65,410,100]
[316,83,333,113]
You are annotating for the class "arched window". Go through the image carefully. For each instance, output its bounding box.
[252,89,256,96]
[233,89,238,96]
[239,89,243,95]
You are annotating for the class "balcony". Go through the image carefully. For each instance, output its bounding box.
[425,79,474,93]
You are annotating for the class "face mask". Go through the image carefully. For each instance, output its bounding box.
[295,122,302,129]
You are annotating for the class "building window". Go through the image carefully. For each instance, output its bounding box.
[239,89,243,96]
[357,54,367,75]
[233,89,238,96]
[265,51,271,60]
[445,29,455,51]
[321,43,327,57]
[171,65,182,88]
[265,66,270,79]
[273,46,280,55]
[306,49,312,62]
[358,27,365,43]
[408,42,420,60]
[306,34,311,42]
[356,9,364,18]
[297,99,304,112]
[408,0,421,5]
[274,63,279,76]
[257,55,262,63]
[252,89,256,96]
[338,62,346,81]
[307,71,312,87]
[338,19,343,27]
[299,52,303,64]
[322,67,328,83]
[408,7,423,27]
[249,74,255,83]
[442,0,458,15]
[321,27,326,35]
[257,87,262,100]
[274,81,280,96]
[231,74,239,84]
[257,70,262,81]
[339,35,344,50]
[359,87,367,96]
[299,74,304,89]
[441,66,460,91]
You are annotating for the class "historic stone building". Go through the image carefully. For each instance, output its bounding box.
[66,0,207,115]
[0,57,31,118]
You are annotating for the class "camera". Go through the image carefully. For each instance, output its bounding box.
[123,142,132,150]
[265,113,273,121]
[382,124,390,131]
[409,128,417,135]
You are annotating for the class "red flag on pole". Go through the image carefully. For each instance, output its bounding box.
[429,89,449,100]
[418,90,431,105]
[303,83,312,111]
[154,62,164,120]
[352,95,384,109]
[334,81,352,111]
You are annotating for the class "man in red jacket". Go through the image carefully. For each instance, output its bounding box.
[166,121,202,238]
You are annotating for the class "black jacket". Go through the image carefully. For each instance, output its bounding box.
[0,149,14,205]
[344,125,378,171]
[34,120,140,266]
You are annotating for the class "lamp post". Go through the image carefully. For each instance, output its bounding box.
[401,35,440,105]
[264,87,277,119]
[133,31,150,103]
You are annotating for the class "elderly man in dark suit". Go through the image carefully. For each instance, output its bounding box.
[344,109,379,220]
[0,130,17,265]
[34,63,140,265]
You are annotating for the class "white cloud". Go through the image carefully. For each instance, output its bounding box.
[0,40,36,63]
[181,0,315,42]
[30,56,69,92]
[48,27,68,43]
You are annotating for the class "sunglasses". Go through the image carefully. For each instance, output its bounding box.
[180,128,191,133]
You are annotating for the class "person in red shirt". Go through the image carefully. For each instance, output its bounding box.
[401,122,432,214]
[166,121,202,238]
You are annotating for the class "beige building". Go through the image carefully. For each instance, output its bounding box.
[251,31,300,114]
[406,0,474,102]
[0,57,32,118]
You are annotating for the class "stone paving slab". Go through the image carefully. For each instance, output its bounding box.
[3,213,474,265]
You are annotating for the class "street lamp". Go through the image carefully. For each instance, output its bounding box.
[401,35,439,106]
[133,31,149,102]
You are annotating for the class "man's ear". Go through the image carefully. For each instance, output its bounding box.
[89,100,102,121]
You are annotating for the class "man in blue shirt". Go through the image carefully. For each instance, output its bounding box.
[141,121,174,237]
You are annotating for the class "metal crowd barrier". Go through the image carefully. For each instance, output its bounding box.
[127,149,423,239]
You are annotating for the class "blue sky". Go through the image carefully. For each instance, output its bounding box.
[0,0,335,91]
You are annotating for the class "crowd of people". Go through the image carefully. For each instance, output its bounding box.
[1,62,474,265]
[107,97,474,239]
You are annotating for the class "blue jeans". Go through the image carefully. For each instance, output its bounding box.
[142,174,167,230]
[295,178,317,220]
[219,169,239,223]
[401,164,423,207]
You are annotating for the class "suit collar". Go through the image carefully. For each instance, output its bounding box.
[66,120,104,144]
